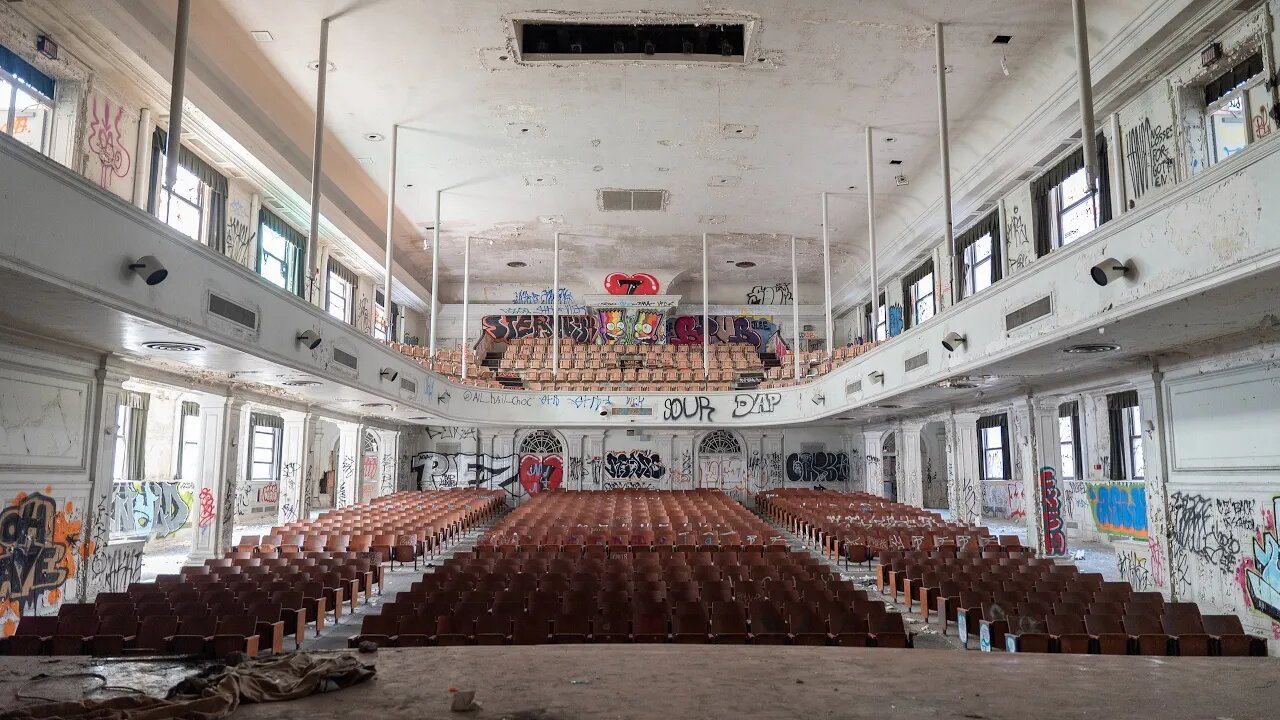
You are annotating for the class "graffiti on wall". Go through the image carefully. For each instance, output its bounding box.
[279,463,300,524]
[1125,117,1176,201]
[518,455,564,494]
[1006,206,1032,273]
[599,309,663,345]
[664,315,785,353]
[604,451,666,482]
[1253,103,1273,140]
[512,287,576,307]
[785,452,850,485]
[1169,492,1252,579]
[411,452,519,494]
[747,283,793,305]
[1039,467,1067,556]
[90,543,144,595]
[732,392,781,418]
[1245,497,1280,629]
[226,199,257,267]
[1117,549,1154,591]
[481,315,597,344]
[604,272,660,296]
[886,304,904,338]
[111,482,193,539]
[87,96,132,190]
[1086,482,1148,539]
[1,491,83,637]
[197,487,216,530]
[663,396,715,422]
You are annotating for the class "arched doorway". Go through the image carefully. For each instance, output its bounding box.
[697,430,747,496]
[517,430,564,498]
[881,432,898,501]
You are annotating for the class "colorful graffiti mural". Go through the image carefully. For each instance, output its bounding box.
[519,455,564,494]
[664,315,785,353]
[1086,482,1148,539]
[599,309,664,345]
[480,315,597,343]
[604,272,660,296]
[1040,467,1067,556]
[1245,497,1280,629]
[110,481,193,539]
[1,490,84,638]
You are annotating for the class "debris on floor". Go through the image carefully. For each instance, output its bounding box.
[450,689,480,712]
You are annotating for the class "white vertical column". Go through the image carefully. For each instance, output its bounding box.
[305,17,331,304]
[376,429,400,498]
[948,412,982,526]
[821,193,833,356]
[429,190,441,366]
[82,363,127,599]
[935,23,956,277]
[132,108,152,209]
[791,235,801,378]
[861,430,884,496]
[334,421,361,508]
[552,232,560,378]
[702,233,709,383]
[278,411,314,526]
[383,124,399,334]
[898,422,925,508]
[1072,0,1098,187]
[190,396,246,560]
[866,127,879,342]
[461,235,471,380]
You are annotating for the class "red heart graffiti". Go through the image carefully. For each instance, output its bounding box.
[520,455,564,494]
[604,272,660,296]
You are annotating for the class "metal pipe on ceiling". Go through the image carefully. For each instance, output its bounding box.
[383,124,398,343]
[791,235,802,381]
[163,0,191,197]
[935,23,956,305]
[822,192,833,356]
[866,127,879,343]
[1072,0,1099,188]
[553,232,561,380]
[461,234,471,380]
[702,233,709,383]
[305,17,331,305]
[429,189,441,367]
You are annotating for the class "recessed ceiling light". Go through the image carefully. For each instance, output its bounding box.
[282,379,322,387]
[735,261,756,268]
[508,261,528,268]
[142,341,204,352]
[1062,343,1120,354]
[307,60,337,72]
[251,30,274,42]
[498,55,509,61]
[993,35,1013,45]
[847,185,856,190]
[363,132,385,142]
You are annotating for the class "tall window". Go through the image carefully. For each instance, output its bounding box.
[977,414,1011,481]
[249,414,283,483]
[1204,53,1266,166]
[903,260,934,329]
[327,258,357,324]
[864,293,887,342]
[1058,401,1082,480]
[148,128,228,248]
[373,290,390,342]
[176,401,201,480]
[0,45,55,155]
[1106,390,1142,480]
[955,212,1002,299]
[155,160,206,241]
[257,209,305,295]
[112,392,149,481]
[1032,135,1112,257]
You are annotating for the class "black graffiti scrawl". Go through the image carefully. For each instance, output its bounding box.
[604,451,667,480]
[785,452,850,485]
[0,493,69,607]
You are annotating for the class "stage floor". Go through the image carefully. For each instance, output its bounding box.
[3,646,1279,719]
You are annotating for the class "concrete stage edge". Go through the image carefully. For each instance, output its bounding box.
[2,646,1278,719]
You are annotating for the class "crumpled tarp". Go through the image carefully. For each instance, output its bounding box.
[2,652,376,720]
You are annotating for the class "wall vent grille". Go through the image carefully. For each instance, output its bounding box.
[846,380,863,395]
[207,293,258,330]
[400,378,417,394]
[599,189,667,211]
[1006,296,1054,331]
[332,348,359,370]
[904,352,930,372]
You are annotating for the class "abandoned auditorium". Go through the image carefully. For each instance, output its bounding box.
[1,0,1279,717]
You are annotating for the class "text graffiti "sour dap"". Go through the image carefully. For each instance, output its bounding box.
[663,396,715,422]
[732,393,781,418]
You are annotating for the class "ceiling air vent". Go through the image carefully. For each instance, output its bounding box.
[332,348,359,371]
[611,406,652,416]
[517,21,746,62]
[904,351,930,373]
[599,189,667,211]
[207,293,258,331]
[400,377,417,394]
[1006,296,1053,331]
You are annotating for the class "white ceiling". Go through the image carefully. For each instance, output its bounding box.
[216,0,1079,298]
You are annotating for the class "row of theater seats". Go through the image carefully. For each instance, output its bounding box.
[760,488,1270,657]
[350,546,912,647]
[0,550,375,657]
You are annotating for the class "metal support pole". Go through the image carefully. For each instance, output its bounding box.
[791,236,801,379]
[1110,112,1127,213]
[1072,0,1098,187]
[305,17,331,304]
[552,232,560,379]
[702,233,709,383]
[461,235,471,380]
[935,23,956,284]
[163,0,191,195]
[133,108,152,209]
[383,125,398,341]
[866,127,879,342]
[429,190,441,366]
[821,193,833,356]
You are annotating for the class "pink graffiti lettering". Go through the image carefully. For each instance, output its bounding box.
[1039,466,1067,556]
[87,96,132,189]
[197,487,216,529]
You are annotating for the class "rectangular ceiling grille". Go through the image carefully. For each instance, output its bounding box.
[207,293,257,330]
[1006,296,1054,331]
[332,348,359,370]
[846,380,863,395]
[599,189,667,211]
[518,22,746,61]
[400,377,417,394]
[904,351,930,372]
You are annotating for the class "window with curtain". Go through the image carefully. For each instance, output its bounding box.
[0,44,56,155]
[1058,401,1083,480]
[374,289,390,341]
[112,392,149,481]
[148,127,228,248]
[257,209,306,295]
[1031,134,1113,257]
[176,401,201,479]
[977,414,1011,481]
[327,258,357,324]
[1106,390,1140,480]
[902,259,935,329]
[864,293,887,342]
[955,212,1002,299]
[1203,52,1265,166]
[249,413,283,483]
